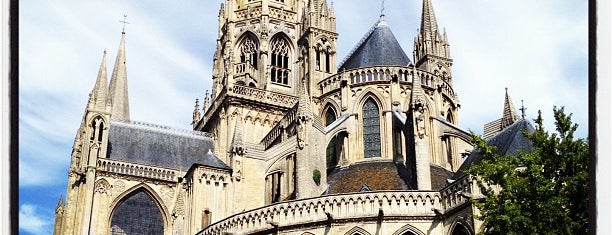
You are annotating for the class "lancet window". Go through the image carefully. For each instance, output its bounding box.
[362,98,381,158]
[270,37,290,85]
[240,36,258,69]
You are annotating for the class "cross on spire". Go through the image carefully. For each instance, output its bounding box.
[120,14,130,34]
[520,100,527,119]
[380,0,386,18]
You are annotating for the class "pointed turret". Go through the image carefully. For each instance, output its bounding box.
[88,50,109,110]
[501,88,519,128]
[413,0,452,79]
[420,0,439,40]
[339,16,410,70]
[109,32,130,121]
[297,81,313,119]
[232,114,244,149]
[483,88,521,139]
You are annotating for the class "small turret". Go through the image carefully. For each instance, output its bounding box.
[413,0,452,80]
[88,50,109,111]
[501,87,519,128]
[192,98,201,128]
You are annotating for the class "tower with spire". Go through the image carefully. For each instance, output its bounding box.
[413,0,452,83]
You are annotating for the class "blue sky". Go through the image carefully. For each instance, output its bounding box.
[18,0,587,234]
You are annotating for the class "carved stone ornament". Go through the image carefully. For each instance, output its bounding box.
[95,179,110,194]
[113,180,126,195]
[414,101,426,139]
[296,116,307,149]
[160,185,175,203]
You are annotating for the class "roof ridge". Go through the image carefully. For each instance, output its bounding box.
[111,119,213,139]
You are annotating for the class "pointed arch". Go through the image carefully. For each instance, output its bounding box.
[344,226,372,235]
[323,103,338,126]
[270,33,293,85]
[351,88,388,113]
[108,183,170,235]
[449,220,473,235]
[236,31,260,69]
[362,97,382,158]
[88,115,106,143]
[392,224,426,235]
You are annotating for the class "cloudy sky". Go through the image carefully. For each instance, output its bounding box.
[19,0,587,234]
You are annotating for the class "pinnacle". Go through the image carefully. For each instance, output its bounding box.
[109,32,130,121]
[501,88,519,128]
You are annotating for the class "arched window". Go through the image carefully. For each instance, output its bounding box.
[240,36,258,69]
[325,106,336,126]
[362,98,381,158]
[326,136,338,169]
[451,223,470,235]
[110,189,164,235]
[270,37,290,85]
[90,117,104,143]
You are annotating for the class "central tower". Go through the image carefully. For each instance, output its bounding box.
[196,0,337,161]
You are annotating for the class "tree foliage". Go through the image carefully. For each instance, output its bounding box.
[466,107,588,235]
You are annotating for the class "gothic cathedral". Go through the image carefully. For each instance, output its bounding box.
[54,0,529,234]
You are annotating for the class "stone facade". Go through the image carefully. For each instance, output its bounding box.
[52,0,536,235]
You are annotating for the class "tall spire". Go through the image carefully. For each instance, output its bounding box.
[501,88,519,128]
[89,50,109,110]
[420,0,439,39]
[413,0,452,79]
[109,30,130,121]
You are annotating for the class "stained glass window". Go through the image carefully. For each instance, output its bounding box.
[110,190,164,235]
[362,98,381,158]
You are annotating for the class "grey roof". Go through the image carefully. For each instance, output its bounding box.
[338,18,411,71]
[106,121,231,171]
[452,119,534,180]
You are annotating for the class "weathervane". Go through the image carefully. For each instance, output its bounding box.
[120,14,130,34]
[520,100,527,119]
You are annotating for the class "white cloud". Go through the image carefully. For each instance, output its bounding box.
[19,204,52,235]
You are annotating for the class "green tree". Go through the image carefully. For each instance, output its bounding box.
[466,107,588,235]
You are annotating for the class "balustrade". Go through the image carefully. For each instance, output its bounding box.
[231,85,298,108]
[317,66,456,99]
[197,190,443,235]
[97,158,178,182]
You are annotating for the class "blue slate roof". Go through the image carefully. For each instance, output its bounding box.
[106,121,231,171]
[338,18,411,71]
[452,119,534,180]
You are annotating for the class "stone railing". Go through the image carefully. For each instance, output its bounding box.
[235,6,263,21]
[269,6,297,21]
[196,191,442,235]
[439,175,476,211]
[235,62,256,77]
[318,66,452,97]
[96,158,178,182]
[231,85,298,108]
[260,103,298,149]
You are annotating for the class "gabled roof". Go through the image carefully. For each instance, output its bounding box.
[452,119,534,180]
[338,17,411,71]
[106,121,231,171]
